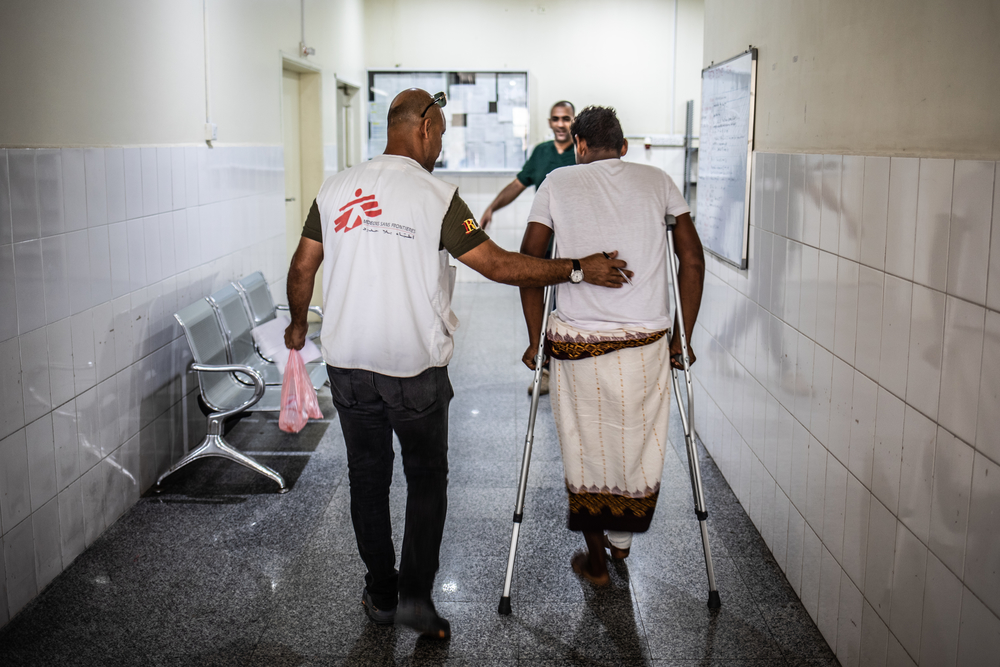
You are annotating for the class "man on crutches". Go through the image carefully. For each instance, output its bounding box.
[514,106,707,588]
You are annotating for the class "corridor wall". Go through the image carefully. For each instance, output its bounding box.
[696,2,1000,666]
[0,0,365,626]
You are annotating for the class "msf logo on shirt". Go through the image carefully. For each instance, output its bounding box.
[334,189,382,233]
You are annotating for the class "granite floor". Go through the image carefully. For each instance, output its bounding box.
[0,282,839,666]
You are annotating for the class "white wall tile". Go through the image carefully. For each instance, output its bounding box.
[0,150,12,246]
[84,148,107,228]
[947,161,994,305]
[885,157,919,281]
[0,245,17,342]
[879,274,912,399]
[989,170,1000,312]
[957,586,1000,667]
[170,147,186,211]
[31,496,61,590]
[840,155,865,262]
[855,265,884,381]
[806,435,828,533]
[103,450,124,528]
[834,258,859,363]
[9,150,39,243]
[784,240,802,328]
[905,284,946,421]
[838,572,864,667]
[799,244,819,341]
[977,311,1000,462]
[888,522,927,659]
[140,148,158,217]
[816,250,838,352]
[0,428,31,532]
[51,400,78,492]
[897,406,936,545]
[818,546,842,647]
[920,552,962,667]
[143,216,161,285]
[3,515,37,617]
[156,148,172,213]
[791,420,811,515]
[861,156,890,271]
[58,149,84,233]
[39,234,69,325]
[112,295,133,373]
[158,213,176,277]
[937,298,985,447]
[65,229,92,315]
[70,309,96,395]
[824,454,848,562]
[773,488,790,571]
[787,506,806,594]
[125,218,146,291]
[802,523,823,621]
[13,239,46,335]
[886,634,917,667]
[122,433,141,508]
[860,600,889,667]
[0,533,7,627]
[123,148,143,220]
[87,226,112,307]
[184,147,199,210]
[843,471,871,590]
[19,328,50,424]
[929,428,974,579]
[803,154,823,247]
[0,338,25,441]
[107,222,131,302]
[811,344,834,447]
[914,158,954,292]
[57,479,84,567]
[103,148,126,224]
[759,152,775,233]
[872,387,905,514]
[80,460,105,548]
[45,319,73,409]
[865,498,897,622]
[774,153,790,237]
[965,452,1000,617]
[92,302,115,384]
[820,155,842,254]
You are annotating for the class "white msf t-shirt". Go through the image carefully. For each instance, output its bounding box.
[528,158,691,331]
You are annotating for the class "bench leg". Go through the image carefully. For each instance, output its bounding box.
[157,431,288,493]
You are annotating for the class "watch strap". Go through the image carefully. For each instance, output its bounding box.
[572,259,581,272]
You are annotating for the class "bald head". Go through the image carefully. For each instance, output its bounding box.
[387,88,437,130]
[384,88,446,172]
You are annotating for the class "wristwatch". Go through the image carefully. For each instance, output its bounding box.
[569,259,584,284]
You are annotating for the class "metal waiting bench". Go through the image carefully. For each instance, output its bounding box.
[156,274,328,493]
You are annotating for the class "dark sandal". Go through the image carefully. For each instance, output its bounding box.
[571,551,610,587]
[603,535,630,560]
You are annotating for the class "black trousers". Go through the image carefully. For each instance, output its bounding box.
[326,365,453,610]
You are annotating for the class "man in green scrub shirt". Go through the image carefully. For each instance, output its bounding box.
[480,101,576,230]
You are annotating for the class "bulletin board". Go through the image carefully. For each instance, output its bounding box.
[367,70,529,171]
[695,49,757,269]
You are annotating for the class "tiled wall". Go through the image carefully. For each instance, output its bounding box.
[0,146,287,626]
[693,152,1000,666]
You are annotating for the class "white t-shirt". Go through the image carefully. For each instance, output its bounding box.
[528,158,691,331]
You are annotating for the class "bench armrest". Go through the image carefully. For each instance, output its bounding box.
[190,362,265,420]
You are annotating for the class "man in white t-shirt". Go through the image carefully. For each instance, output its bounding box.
[519,105,705,586]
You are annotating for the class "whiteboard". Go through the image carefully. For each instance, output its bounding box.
[695,49,757,269]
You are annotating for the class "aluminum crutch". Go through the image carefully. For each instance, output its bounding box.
[498,243,557,616]
[665,215,721,610]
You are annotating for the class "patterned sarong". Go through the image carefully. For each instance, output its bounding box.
[547,314,672,533]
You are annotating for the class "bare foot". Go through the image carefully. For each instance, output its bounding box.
[571,551,610,586]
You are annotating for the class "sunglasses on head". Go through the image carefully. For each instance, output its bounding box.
[421,91,447,117]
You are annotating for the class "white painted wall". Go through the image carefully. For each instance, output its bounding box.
[703,0,1000,158]
[364,0,705,141]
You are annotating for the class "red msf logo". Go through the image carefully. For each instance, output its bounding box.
[334,189,382,232]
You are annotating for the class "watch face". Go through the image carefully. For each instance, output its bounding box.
[570,269,584,284]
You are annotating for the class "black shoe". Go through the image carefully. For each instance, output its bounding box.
[362,588,396,625]
[395,598,451,639]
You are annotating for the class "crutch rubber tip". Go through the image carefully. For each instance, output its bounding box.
[708,591,722,609]
[498,596,512,616]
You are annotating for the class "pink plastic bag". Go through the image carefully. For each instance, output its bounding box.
[278,348,323,433]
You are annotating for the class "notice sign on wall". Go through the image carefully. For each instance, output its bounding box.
[696,49,757,269]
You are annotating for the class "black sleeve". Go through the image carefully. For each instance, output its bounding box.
[301,199,322,243]
[440,192,490,258]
